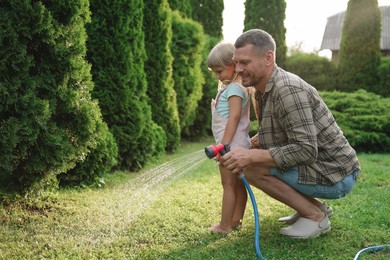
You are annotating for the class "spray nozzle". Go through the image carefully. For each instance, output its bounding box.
[204,144,230,158]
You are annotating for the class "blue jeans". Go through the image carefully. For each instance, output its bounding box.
[270,167,359,199]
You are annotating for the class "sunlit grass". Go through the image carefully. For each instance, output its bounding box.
[0,138,389,259]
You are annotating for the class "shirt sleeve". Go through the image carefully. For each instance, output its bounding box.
[226,82,247,102]
[268,86,318,170]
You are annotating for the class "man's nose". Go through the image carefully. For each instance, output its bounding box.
[235,64,243,73]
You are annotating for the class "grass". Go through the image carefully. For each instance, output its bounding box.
[0,137,389,259]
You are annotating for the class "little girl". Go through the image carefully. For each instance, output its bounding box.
[207,41,251,234]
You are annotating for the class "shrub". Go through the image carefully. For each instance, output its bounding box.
[58,121,118,187]
[143,0,180,152]
[0,1,114,195]
[171,11,205,136]
[377,56,390,97]
[249,120,258,137]
[285,53,337,91]
[86,0,163,170]
[184,36,219,139]
[320,90,390,153]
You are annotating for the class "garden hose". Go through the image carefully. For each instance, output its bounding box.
[205,145,390,260]
[205,144,266,260]
[353,244,390,259]
[238,172,267,260]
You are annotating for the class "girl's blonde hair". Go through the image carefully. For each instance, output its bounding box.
[207,41,239,89]
[207,41,234,68]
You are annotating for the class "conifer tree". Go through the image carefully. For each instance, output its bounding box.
[187,36,220,138]
[171,11,205,136]
[191,0,224,39]
[86,0,166,170]
[0,0,116,193]
[338,0,381,92]
[143,0,180,152]
[244,0,287,67]
[168,0,192,17]
[186,0,223,138]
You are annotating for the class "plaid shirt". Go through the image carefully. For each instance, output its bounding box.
[255,66,360,185]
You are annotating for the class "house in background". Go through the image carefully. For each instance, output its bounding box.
[320,6,390,62]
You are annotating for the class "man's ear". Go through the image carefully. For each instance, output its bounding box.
[265,50,274,66]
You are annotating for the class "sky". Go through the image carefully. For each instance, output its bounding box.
[223,0,390,57]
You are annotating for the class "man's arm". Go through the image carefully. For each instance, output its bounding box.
[268,87,318,170]
[220,147,277,175]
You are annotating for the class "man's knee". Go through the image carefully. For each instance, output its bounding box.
[244,164,270,176]
[243,165,271,186]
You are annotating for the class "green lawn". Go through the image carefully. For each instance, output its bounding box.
[0,138,389,259]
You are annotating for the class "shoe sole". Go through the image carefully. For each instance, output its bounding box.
[285,225,331,239]
[326,210,333,217]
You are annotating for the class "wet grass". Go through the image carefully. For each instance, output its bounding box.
[0,137,389,259]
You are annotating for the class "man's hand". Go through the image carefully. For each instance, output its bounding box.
[220,147,252,174]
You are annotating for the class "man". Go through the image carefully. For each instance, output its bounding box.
[220,29,360,239]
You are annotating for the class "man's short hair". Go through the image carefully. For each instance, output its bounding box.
[235,29,276,56]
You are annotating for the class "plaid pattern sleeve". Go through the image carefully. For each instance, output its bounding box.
[258,67,360,185]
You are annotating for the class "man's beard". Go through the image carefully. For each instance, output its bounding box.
[240,75,254,88]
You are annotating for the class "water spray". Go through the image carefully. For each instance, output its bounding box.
[205,144,266,260]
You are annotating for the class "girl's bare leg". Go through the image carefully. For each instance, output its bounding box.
[208,165,238,233]
[232,180,247,228]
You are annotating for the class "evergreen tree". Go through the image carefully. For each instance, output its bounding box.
[183,0,223,138]
[59,120,118,187]
[191,0,224,39]
[86,0,165,170]
[143,0,180,152]
[338,0,381,92]
[0,0,115,194]
[171,11,205,136]
[377,57,390,97]
[189,36,220,138]
[244,0,287,67]
[168,0,192,17]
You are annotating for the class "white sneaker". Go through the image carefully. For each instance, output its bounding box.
[279,215,331,239]
[278,201,333,225]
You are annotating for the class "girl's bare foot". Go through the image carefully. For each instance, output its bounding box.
[232,220,242,229]
[208,224,231,234]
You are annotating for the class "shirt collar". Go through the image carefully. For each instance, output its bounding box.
[265,64,278,94]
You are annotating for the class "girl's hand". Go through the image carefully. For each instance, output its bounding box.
[251,134,259,148]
